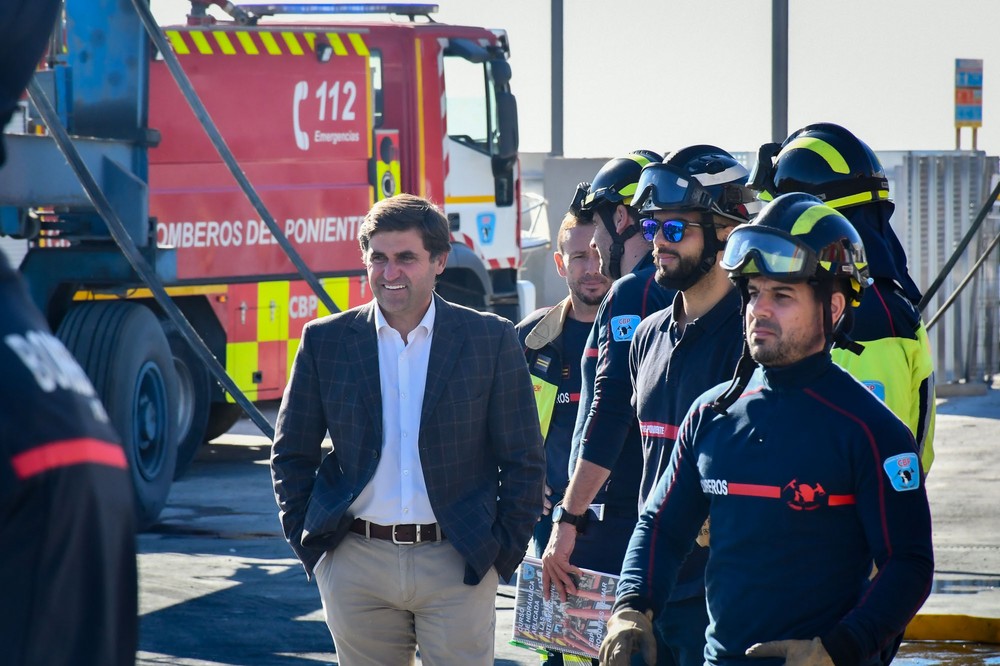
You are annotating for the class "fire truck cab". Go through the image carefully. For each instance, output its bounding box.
[0,1,526,527]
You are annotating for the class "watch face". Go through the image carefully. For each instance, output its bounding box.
[552,506,565,523]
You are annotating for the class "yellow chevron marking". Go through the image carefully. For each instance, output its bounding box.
[259,32,282,55]
[348,33,369,56]
[282,32,304,55]
[190,31,213,55]
[236,31,259,55]
[213,31,237,55]
[166,30,190,55]
[327,33,348,56]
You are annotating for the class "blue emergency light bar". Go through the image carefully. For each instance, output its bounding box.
[238,3,439,16]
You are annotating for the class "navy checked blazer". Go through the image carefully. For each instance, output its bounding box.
[271,294,545,584]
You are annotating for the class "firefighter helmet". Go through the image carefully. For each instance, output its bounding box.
[749,122,890,211]
[721,192,870,306]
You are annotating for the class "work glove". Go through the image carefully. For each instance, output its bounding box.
[746,637,835,666]
[598,608,656,666]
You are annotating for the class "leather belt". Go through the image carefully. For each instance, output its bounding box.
[350,518,445,544]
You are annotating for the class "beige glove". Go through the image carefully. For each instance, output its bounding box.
[598,608,656,666]
[745,637,835,665]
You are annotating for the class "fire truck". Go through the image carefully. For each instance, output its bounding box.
[0,1,527,526]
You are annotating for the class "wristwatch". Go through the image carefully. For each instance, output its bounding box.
[551,504,589,533]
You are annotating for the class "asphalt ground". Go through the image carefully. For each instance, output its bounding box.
[136,390,1000,665]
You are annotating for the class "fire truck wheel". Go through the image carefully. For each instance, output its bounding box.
[204,403,244,442]
[57,302,179,529]
[162,320,212,480]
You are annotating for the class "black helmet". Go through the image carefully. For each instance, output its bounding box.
[633,144,758,223]
[711,192,870,416]
[580,150,662,212]
[749,123,890,211]
[581,149,662,280]
[721,192,870,306]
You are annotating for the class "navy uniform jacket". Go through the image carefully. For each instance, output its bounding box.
[628,287,743,601]
[271,294,545,584]
[570,253,673,513]
[0,253,137,666]
[616,352,933,666]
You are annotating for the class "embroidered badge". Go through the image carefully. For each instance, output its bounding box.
[610,315,640,342]
[862,380,886,402]
[534,354,551,373]
[883,453,920,492]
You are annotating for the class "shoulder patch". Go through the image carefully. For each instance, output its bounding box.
[862,380,886,402]
[610,315,641,342]
[883,453,920,492]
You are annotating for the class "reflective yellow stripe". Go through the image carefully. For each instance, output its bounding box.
[757,190,774,202]
[190,31,214,55]
[236,31,259,55]
[327,32,348,56]
[259,32,282,55]
[790,202,835,235]
[282,32,304,55]
[303,32,316,50]
[213,31,237,55]
[626,153,653,167]
[72,285,227,301]
[166,30,190,55]
[348,33,369,56]
[825,189,890,209]
[445,195,494,204]
[415,39,426,197]
[317,277,351,317]
[778,137,850,174]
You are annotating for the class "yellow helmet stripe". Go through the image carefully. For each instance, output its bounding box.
[825,189,890,209]
[778,137,850,174]
[627,153,653,167]
[790,202,835,235]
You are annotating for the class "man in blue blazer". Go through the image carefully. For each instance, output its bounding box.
[271,193,545,665]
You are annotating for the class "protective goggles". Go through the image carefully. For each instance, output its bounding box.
[640,218,705,243]
[631,163,716,213]
[720,225,817,280]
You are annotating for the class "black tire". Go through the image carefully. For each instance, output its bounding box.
[57,302,178,529]
[162,319,212,480]
[204,402,244,442]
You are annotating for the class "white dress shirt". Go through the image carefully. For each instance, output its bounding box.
[350,298,438,525]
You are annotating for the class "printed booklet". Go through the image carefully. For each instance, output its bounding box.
[510,555,619,659]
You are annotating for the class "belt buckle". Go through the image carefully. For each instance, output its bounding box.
[392,524,417,545]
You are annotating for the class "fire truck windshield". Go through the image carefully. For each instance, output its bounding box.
[443,56,496,155]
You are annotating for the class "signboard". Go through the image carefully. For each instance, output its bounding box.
[955,58,983,128]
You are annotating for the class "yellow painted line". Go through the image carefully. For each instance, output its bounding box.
[213,31,237,55]
[236,31,259,55]
[905,614,1000,643]
[303,32,316,50]
[166,30,190,55]
[259,32,282,55]
[327,33,348,56]
[190,31,214,55]
[282,32,304,55]
[348,33,369,56]
[72,285,228,301]
[415,39,426,197]
[445,195,495,204]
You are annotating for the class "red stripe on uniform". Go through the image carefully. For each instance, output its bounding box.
[584,348,599,357]
[727,483,780,499]
[569,393,580,402]
[12,438,127,480]
[828,494,856,506]
[639,421,679,439]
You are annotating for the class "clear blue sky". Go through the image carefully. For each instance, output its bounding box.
[152,0,1000,156]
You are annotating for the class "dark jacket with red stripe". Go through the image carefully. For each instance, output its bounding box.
[569,254,673,514]
[0,253,137,666]
[627,286,743,600]
[616,352,933,666]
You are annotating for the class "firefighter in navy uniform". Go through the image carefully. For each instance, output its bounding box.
[517,188,612,666]
[627,146,758,665]
[1,4,138,660]
[0,250,138,666]
[749,122,936,474]
[601,193,933,666]
[542,151,675,603]
[517,187,611,558]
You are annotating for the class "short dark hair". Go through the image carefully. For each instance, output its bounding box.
[358,194,452,260]
[556,211,596,255]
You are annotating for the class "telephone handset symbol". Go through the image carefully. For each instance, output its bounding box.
[293,81,309,151]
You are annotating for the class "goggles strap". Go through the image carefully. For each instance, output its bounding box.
[711,280,757,415]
